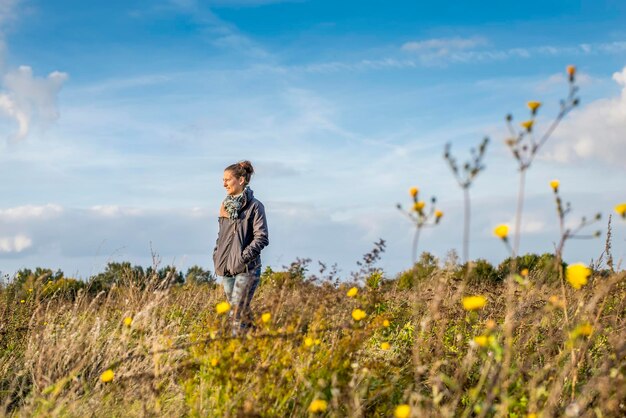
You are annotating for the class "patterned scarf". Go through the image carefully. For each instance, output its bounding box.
[222,186,249,219]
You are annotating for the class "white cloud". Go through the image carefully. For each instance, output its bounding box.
[545,65,626,168]
[89,205,144,217]
[0,203,63,221]
[0,65,68,141]
[0,234,32,253]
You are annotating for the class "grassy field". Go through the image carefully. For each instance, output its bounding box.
[1,257,624,417]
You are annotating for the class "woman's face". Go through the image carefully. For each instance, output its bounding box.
[223,170,245,196]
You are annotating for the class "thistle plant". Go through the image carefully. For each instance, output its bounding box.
[505,65,580,256]
[551,179,602,262]
[443,137,489,264]
[549,179,603,400]
[397,187,443,265]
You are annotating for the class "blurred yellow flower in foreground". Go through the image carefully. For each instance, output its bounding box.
[473,335,489,347]
[346,287,358,297]
[261,312,271,323]
[413,201,425,212]
[409,187,418,197]
[380,342,391,350]
[566,263,591,290]
[308,399,327,413]
[210,358,219,367]
[383,319,390,327]
[100,369,114,383]
[493,224,509,239]
[352,309,367,321]
[550,179,560,191]
[548,295,565,308]
[576,323,593,336]
[462,295,487,311]
[521,120,534,131]
[435,210,443,218]
[615,203,626,218]
[123,317,133,327]
[394,404,411,418]
[527,101,541,112]
[520,268,529,277]
[20,299,25,304]
[216,301,231,314]
[304,337,314,347]
[527,413,538,418]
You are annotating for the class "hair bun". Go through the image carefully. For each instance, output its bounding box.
[225,160,255,185]
[239,160,254,174]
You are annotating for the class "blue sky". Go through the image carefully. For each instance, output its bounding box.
[0,0,625,279]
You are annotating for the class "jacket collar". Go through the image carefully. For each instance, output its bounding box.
[240,187,254,210]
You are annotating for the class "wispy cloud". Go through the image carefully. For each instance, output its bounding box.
[401,39,626,66]
[159,0,273,59]
[402,36,488,53]
[252,40,626,75]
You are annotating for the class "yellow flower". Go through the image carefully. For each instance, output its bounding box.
[615,203,626,218]
[567,65,576,77]
[435,210,443,218]
[527,414,538,418]
[304,337,314,347]
[520,120,534,131]
[210,357,219,367]
[314,338,321,345]
[351,308,367,321]
[493,224,509,239]
[20,299,25,304]
[308,399,327,413]
[527,101,541,113]
[346,287,358,297]
[383,319,390,327]
[123,316,133,327]
[394,404,411,418]
[409,187,419,197]
[576,323,593,336]
[520,268,529,277]
[413,201,425,212]
[215,301,231,314]
[380,342,391,350]
[473,335,489,347]
[548,295,565,308]
[550,179,560,191]
[100,369,114,383]
[462,295,487,311]
[261,312,271,323]
[28,288,33,292]
[566,263,591,290]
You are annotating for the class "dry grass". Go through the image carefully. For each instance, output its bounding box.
[1,264,624,417]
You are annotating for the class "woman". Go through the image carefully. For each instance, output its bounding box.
[213,160,269,334]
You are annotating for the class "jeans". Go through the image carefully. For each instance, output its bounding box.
[219,266,261,332]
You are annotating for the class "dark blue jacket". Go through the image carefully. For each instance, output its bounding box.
[213,188,269,276]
